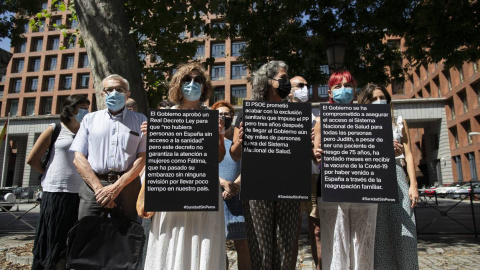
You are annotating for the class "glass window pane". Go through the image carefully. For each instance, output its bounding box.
[231,42,246,57]
[9,100,19,116]
[231,85,247,105]
[211,65,225,81]
[25,99,36,116]
[211,43,225,58]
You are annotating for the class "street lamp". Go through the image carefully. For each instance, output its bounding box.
[326,41,346,72]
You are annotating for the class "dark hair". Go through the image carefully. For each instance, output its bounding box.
[158,100,175,109]
[357,83,391,105]
[60,95,90,124]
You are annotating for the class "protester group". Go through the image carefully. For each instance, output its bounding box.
[28,60,420,270]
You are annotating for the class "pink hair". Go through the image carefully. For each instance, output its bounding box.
[328,71,357,88]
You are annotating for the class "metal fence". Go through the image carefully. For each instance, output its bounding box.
[415,188,479,239]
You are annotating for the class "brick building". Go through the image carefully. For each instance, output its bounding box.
[0,1,250,187]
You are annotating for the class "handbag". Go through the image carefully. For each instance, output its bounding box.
[66,209,145,270]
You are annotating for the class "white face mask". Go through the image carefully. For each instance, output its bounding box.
[372,99,388,104]
[293,86,309,102]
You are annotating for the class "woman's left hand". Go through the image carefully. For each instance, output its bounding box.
[409,186,419,208]
[393,140,404,156]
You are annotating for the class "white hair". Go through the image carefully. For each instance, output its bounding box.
[102,74,130,91]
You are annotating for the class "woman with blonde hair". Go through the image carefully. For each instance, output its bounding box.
[137,62,226,270]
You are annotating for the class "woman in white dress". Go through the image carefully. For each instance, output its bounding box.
[136,62,227,270]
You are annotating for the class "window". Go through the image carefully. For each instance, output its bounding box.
[26,77,39,92]
[463,120,472,144]
[319,65,329,75]
[8,99,19,117]
[77,74,90,89]
[449,98,455,120]
[309,85,313,98]
[45,56,57,71]
[56,96,69,114]
[62,54,75,69]
[68,17,78,29]
[41,2,48,10]
[29,57,41,72]
[194,45,205,60]
[47,36,60,50]
[392,78,405,95]
[14,41,27,53]
[424,84,431,98]
[459,67,464,83]
[210,87,225,104]
[65,35,76,49]
[476,82,480,106]
[40,97,53,115]
[211,65,225,81]
[24,98,36,116]
[231,64,247,80]
[60,75,73,90]
[451,127,459,148]
[318,85,328,97]
[192,25,204,38]
[433,77,441,97]
[178,30,187,39]
[0,85,4,98]
[387,39,401,52]
[32,19,45,32]
[10,78,22,93]
[231,41,246,57]
[454,156,463,181]
[43,76,55,91]
[474,62,479,74]
[0,74,5,82]
[468,153,478,181]
[231,85,247,106]
[459,91,468,113]
[79,53,89,68]
[31,38,43,52]
[50,17,62,30]
[12,59,24,73]
[211,43,225,58]
[444,71,452,91]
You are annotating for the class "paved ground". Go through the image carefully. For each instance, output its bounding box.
[1,202,480,269]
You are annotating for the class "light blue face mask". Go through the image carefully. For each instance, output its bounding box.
[182,80,202,101]
[332,87,354,104]
[74,108,89,123]
[372,99,388,104]
[105,90,126,112]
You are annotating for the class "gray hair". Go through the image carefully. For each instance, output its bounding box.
[102,74,130,91]
[251,61,288,101]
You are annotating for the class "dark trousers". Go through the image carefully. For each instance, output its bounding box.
[78,177,141,221]
[243,200,301,270]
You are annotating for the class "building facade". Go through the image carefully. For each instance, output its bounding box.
[0,0,250,187]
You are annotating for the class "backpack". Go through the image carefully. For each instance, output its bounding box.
[40,123,62,170]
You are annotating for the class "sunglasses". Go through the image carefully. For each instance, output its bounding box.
[182,75,204,84]
[295,83,308,88]
[103,87,127,94]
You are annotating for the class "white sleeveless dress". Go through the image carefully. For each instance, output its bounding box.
[144,106,226,270]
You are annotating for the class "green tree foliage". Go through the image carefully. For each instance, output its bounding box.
[0,0,43,47]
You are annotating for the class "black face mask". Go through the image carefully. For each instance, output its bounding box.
[224,117,232,130]
[275,77,291,99]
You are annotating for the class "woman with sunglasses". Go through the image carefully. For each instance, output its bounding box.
[313,71,378,270]
[137,62,226,270]
[357,84,419,270]
[230,61,301,269]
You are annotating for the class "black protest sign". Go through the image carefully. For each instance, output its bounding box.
[145,109,219,211]
[241,101,312,201]
[320,103,398,203]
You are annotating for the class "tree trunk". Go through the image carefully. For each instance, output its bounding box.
[74,0,147,114]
